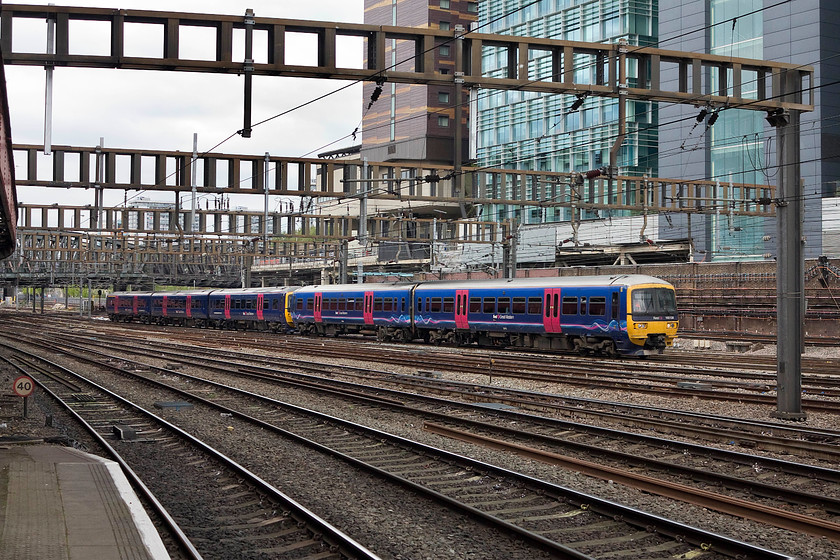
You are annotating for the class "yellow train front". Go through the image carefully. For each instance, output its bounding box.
[623,278,679,355]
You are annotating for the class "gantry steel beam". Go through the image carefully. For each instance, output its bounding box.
[0,4,813,114]
[13,203,505,246]
[13,144,776,217]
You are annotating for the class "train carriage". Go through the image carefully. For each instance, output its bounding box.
[412,275,677,356]
[107,274,677,357]
[291,283,413,339]
[147,290,213,326]
[106,292,152,322]
[207,287,298,331]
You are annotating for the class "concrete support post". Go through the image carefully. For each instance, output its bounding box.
[454,25,466,217]
[241,9,255,138]
[771,106,806,421]
[264,151,270,253]
[44,9,55,155]
[190,133,198,233]
[339,239,348,284]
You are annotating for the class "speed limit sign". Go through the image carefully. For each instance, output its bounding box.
[13,376,35,397]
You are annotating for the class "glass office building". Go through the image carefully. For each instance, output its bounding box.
[660,0,840,260]
[474,0,658,225]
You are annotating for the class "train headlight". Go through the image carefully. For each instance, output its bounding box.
[635,323,647,329]
[667,322,676,329]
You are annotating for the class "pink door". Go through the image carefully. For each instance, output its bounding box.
[224,294,231,319]
[363,291,374,325]
[186,295,192,318]
[162,295,168,317]
[543,288,562,333]
[314,293,323,323]
[455,289,469,329]
[257,294,264,320]
[133,296,138,314]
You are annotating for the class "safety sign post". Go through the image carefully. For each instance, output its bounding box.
[13,375,35,418]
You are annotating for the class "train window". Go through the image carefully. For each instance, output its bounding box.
[338,298,346,311]
[589,296,606,316]
[417,298,423,312]
[611,293,619,318]
[374,298,383,311]
[469,297,481,313]
[512,297,526,314]
[483,297,495,314]
[580,297,587,315]
[497,297,510,313]
[272,299,279,310]
[425,297,430,311]
[383,298,392,311]
[401,298,406,312]
[561,296,578,315]
[431,297,442,313]
[306,299,314,311]
[355,299,364,311]
[527,297,542,314]
[443,297,454,313]
[296,298,303,310]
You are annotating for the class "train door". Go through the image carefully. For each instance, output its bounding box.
[162,295,168,318]
[363,291,374,325]
[186,295,192,318]
[132,296,138,315]
[284,293,295,327]
[314,293,323,323]
[455,289,469,329]
[257,294,264,320]
[224,294,231,319]
[543,288,562,333]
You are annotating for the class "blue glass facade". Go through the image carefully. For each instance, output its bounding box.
[475,0,658,224]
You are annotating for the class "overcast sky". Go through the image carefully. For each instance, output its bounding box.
[6,1,365,210]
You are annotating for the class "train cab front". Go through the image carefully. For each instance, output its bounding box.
[626,284,679,355]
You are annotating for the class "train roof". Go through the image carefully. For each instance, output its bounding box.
[413,275,672,291]
[294,282,413,294]
[110,287,298,298]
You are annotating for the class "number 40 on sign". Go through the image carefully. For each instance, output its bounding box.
[13,376,35,398]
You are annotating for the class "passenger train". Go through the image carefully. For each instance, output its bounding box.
[106,274,678,357]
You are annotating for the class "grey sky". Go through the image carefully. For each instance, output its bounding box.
[6,1,365,209]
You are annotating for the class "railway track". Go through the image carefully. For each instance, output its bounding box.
[0,332,807,559]
[9,327,840,546]
[74,320,840,414]
[0,347,379,560]
[11,319,840,462]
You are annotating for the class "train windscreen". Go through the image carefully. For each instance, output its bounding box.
[631,288,677,320]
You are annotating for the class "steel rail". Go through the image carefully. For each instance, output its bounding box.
[0,353,205,560]
[5,330,795,560]
[424,422,840,542]
[0,343,382,560]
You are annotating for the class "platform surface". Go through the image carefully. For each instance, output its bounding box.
[0,443,169,560]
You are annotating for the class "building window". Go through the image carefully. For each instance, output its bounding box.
[438,91,450,104]
[440,0,450,8]
[438,115,450,127]
[467,2,478,13]
[439,45,450,57]
[439,21,450,30]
